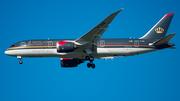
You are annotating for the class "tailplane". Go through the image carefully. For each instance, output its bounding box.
[150,33,176,49]
[140,13,174,41]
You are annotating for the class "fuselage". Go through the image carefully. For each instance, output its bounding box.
[5,38,158,59]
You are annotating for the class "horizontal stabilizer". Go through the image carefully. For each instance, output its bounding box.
[167,47,176,49]
[152,33,176,46]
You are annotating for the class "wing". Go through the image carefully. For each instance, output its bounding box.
[75,9,123,53]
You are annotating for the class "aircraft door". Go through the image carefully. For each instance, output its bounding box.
[134,40,139,47]
[100,40,105,47]
[48,41,53,48]
[46,41,54,53]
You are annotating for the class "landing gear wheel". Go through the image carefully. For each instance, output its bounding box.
[91,64,95,69]
[86,55,95,69]
[87,63,91,68]
[19,60,23,64]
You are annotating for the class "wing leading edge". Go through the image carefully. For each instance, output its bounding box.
[75,9,123,52]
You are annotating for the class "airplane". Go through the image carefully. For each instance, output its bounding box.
[5,9,176,69]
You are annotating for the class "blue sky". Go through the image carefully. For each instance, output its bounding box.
[0,0,180,101]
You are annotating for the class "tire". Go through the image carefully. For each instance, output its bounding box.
[87,63,91,68]
[19,60,23,64]
[91,64,95,69]
[85,56,90,60]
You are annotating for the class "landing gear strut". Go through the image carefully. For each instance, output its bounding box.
[17,56,23,64]
[86,56,95,69]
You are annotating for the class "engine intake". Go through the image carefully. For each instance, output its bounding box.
[57,41,75,52]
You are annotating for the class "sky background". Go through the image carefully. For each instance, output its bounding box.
[0,0,180,101]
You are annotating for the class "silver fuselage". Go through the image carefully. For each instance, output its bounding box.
[5,39,158,59]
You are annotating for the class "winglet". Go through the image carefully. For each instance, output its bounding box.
[112,9,124,15]
[117,8,124,12]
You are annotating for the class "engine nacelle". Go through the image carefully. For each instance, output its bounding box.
[57,41,75,52]
[61,58,84,67]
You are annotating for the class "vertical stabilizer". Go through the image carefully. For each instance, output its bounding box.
[140,13,174,41]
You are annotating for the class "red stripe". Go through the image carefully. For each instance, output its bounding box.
[58,41,68,46]
[162,13,174,20]
[62,58,69,60]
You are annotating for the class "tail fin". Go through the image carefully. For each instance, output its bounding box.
[140,13,174,41]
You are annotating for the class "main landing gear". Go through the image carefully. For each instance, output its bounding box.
[86,56,95,69]
[17,56,23,64]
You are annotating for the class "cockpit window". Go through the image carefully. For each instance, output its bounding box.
[20,42,26,46]
[10,44,15,47]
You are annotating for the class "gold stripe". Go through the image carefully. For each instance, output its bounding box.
[7,46,56,50]
[7,45,153,50]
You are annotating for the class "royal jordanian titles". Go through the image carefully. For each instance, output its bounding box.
[5,9,176,69]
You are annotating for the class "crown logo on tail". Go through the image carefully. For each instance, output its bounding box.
[155,27,164,33]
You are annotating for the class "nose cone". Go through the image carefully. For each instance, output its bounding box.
[5,50,16,56]
[5,50,10,55]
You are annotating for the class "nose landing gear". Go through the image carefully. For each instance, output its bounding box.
[17,56,23,64]
[19,60,23,64]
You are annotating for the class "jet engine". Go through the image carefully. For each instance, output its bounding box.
[56,41,75,52]
[61,58,84,67]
